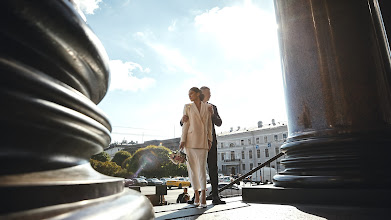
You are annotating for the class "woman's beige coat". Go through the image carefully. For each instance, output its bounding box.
[180,102,212,149]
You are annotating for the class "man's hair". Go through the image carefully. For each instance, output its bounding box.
[200,86,210,91]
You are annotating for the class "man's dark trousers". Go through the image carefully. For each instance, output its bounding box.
[207,103,223,202]
[207,138,219,199]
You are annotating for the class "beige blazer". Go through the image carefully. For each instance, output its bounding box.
[180,102,212,149]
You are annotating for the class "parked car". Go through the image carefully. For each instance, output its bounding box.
[251,167,277,184]
[166,177,191,189]
[124,179,134,187]
[206,182,242,198]
[146,178,163,186]
[219,176,234,183]
[160,177,171,184]
[132,178,148,186]
[243,176,252,183]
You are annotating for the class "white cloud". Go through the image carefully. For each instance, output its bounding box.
[168,20,177,32]
[109,60,156,92]
[75,0,102,14]
[194,2,278,60]
[70,0,102,21]
[134,31,205,78]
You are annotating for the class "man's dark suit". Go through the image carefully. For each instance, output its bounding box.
[180,103,222,201]
[207,103,222,199]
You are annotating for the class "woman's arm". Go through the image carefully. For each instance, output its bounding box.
[180,104,190,149]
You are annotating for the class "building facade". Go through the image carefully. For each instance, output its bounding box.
[216,123,288,177]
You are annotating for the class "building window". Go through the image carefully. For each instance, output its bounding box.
[231,151,235,160]
[242,164,245,171]
[221,143,224,148]
[275,147,279,154]
[221,153,225,161]
[242,151,245,159]
[230,143,235,148]
[248,138,251,145]
[257,149,261,158]
[283,133,287,139]
[256,137,260,144]
[264,136,268,143]
[265,149,269,157]
[249,150,253,159]
[241,140,244,145]
[274,135,278,141]
[250,163,253,170]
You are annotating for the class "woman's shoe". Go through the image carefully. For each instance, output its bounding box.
[193,202,200,207]
[199,203,207,208]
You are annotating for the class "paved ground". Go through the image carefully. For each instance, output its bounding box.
[153,197,389,220]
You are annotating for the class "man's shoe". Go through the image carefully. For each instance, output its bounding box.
[212,198,226,205]
[187,200,194,204]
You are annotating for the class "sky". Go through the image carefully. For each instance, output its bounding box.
[75,0,287,144]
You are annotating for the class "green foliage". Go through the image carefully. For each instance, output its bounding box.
[111,151,132,167]
[91,151,111,162]
[90,159,132,178]
[123,145,187,178]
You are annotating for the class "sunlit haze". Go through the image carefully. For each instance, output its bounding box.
[77,0,287,143]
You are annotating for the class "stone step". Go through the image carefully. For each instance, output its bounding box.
[242,185,391,207]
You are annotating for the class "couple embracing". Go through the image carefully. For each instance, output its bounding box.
[179,86,225,208]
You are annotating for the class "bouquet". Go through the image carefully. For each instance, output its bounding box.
[169,150,187,165]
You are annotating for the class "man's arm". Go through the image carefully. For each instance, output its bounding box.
[212,104,222,127]
[180,116,189,126]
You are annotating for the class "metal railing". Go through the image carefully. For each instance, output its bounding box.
[218,152,284,193]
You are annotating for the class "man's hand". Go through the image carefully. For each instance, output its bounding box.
[208,105,214,115]
[208,140,212,151]
[179,142,185,150]
[182,115,189,123]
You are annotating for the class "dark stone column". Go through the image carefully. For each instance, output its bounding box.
[0,0,154,218]
[273,0,391,188]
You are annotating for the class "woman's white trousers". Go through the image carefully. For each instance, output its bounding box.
[184,148,208,191]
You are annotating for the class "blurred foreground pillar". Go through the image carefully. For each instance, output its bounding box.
[0,1,154,219]
[273,0,391,188]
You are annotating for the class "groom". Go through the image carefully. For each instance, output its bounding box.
[181,86,226,205]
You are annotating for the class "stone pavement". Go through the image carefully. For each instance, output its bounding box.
[153,196,389,220]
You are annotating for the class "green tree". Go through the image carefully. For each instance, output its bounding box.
[112,150,132,167]
[124,145,187,178]
[91,151,111,162]
[90,159,131,178]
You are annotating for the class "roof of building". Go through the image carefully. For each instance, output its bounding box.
[218,122,288,137]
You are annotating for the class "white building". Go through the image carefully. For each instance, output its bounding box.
[216,121,288,177]
[104,145,124,158]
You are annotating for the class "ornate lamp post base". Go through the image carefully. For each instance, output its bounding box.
[0,1,154,218]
